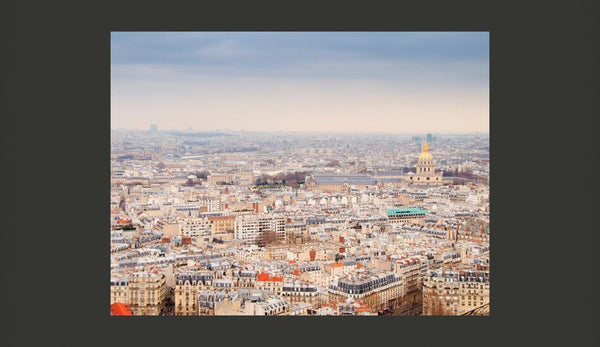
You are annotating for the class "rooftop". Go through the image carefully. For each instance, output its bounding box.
[110,302,133,316]
[461,303,490,316]
[386,208,428,216]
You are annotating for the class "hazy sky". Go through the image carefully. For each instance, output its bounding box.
[111,32,489,133]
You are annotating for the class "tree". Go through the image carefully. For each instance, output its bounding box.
[254,171,309,188]
[193,170,209,180]
[182,178,195,187]
[325,160,340,167]
[257,230,279,247]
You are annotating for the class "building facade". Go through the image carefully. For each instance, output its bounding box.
[328,272,403,313]
[256,273,284,296]
[234,214,286,244]
[110,276,129,305]
[305,174,376,192]
[282,280,321,304]
[174,270,213,316]
[179,217,212,239]
[393,258,425,315]
[209,215,236,234]
[422,267,490,315]
[127,270,167,316]
[386,208,428,223]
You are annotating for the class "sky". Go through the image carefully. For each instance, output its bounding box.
[111,32,489,133]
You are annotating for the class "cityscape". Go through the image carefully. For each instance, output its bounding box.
[110,32,490,316]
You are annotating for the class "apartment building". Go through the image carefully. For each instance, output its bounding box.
[110,275,129,305]
[422,266,490,315]
[234,214,286,245]
[208,215,236,233]
[281,280,321,304]
[179,217,212,239]
[256,273,283,296]
[328,272,403,313]
[174,270,213,316]
[127,270,167,316]
[392,257,427,315]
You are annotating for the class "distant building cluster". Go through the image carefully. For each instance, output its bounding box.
[110,131,490,316]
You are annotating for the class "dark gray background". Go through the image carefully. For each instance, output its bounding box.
[1,0,598,346]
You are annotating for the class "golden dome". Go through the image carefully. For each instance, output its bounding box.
[418,142,433,161]
[418,152,433,161]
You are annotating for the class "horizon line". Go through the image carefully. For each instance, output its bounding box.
[111,128,489,134]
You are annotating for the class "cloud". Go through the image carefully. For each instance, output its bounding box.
[111,32,489,132]
[111,32,488,67]
[194,38,254,58]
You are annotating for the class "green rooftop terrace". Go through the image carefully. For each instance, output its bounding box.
[386,208,428,216]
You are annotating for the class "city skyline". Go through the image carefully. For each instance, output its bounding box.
[112,128,489,136]
[111,32,489,133]
[110,129,490,316]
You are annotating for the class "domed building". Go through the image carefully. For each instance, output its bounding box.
[406,142,443,185]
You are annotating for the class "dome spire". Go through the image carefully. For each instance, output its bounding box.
[423,141,429,153]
